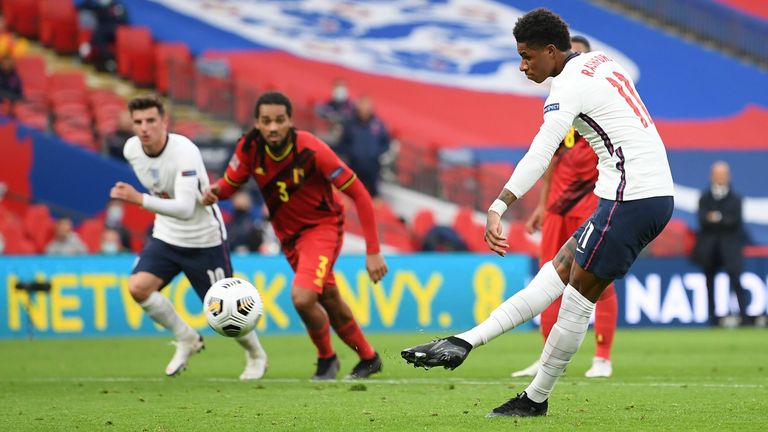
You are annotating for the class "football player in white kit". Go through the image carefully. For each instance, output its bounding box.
[402,9,674,417]
[109,94,268,379]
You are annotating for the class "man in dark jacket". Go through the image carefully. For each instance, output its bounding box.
[691,161,751,326]
[337,96,390,198]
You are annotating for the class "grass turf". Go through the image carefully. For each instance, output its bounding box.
[1,328,766,431]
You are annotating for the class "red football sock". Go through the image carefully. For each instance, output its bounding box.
[540,295,563,342]
[594,284,618,360]
[307,319,335,359]
[335,319,376,360]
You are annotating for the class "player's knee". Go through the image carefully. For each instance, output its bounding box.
[128,278,154,303]
[291,288,317,313]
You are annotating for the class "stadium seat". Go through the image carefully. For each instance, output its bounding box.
[505,221,539,256]
[38,0,78,55]
[648,218,695,257]
[76,218,104,253]
[410,208,436,242]
[22,204,55,252]
[115,26,155,86]
[154,42,192,95]
[4,0,40,38]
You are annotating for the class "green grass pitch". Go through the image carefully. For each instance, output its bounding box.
[1,328,766,431]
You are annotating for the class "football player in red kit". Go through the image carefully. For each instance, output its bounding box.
[202,91,388,380]
[511,36,617,379]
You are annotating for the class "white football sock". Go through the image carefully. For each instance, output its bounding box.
[525,285,595,403]
[456,261,565,347]
[140,291,196,341]
[235,330,267,359]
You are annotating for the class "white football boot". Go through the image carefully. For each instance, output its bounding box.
[510,360,540,378]
[165,333,204,377]
[584,357,612,378]
[239,351,268,381]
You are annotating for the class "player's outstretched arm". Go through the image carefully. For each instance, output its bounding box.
[110,181,143,205]
[201,183,221,205]
[340,178,388,282]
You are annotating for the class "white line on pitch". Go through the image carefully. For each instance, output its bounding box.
[7,377,764,389]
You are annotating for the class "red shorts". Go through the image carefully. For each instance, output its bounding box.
[539,211,591,265]
[283,225,343,294]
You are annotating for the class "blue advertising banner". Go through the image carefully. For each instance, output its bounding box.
[615,257,768,326]
[0,254,531,339]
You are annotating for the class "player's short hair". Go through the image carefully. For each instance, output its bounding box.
[254,91,293,118]
[513,8,571,51]
[128,93,165,116]
[571,35,591,51]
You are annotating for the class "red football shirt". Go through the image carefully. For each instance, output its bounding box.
[546,129,599,218]
[222,130,356,244]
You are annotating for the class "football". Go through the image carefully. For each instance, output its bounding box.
[204,277,263,337]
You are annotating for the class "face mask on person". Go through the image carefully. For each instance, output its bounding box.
[106,206,123,225]
[101,241,120,254]
[332,85,348,103]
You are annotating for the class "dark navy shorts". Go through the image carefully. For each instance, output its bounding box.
[133,238,233,300]
[572,196,674,280]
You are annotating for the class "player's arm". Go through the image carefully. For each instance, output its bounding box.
[486,111,575,256]
[202,135,253,205]
[316,139,388,282]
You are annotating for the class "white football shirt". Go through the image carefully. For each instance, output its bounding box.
[505,51,674,202]
[123,133,227,248]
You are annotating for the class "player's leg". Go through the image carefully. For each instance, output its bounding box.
[182,243,267,380]
[496,197,673,417]
[561,214,618,378]
[286,241,341,380]
[585,283,617,378]
[131,239,202,376]
[512,213,567,378]
[321,283,381,379]
[402,241,570,370]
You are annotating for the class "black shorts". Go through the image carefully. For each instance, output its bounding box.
[572,196,674,280]
[132,238,233,300]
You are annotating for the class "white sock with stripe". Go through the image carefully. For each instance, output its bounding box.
[455,261,565,347]
[525,285,595,403]
[140,291,196,342]
[236,330,267,359]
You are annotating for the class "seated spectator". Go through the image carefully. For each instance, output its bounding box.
[421,225,468,252]
[103,111,133,161]
[337,96,391,198]
[226,191,264,254]
[104,199,131,250]
[0,55,22,117]
[314,78,354,146]
[77,0,129,73]
[100,228,124,254]
[46,218,88,255]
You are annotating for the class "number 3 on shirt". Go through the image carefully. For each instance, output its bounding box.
[276,181,289,202]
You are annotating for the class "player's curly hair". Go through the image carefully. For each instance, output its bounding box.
[513,8,571,51]
[254,91,293,118]
[128,93,165,116]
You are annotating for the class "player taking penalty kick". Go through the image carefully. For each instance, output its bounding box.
[402,9,674,417]
[512,35,617,380]
[202,91,388,380]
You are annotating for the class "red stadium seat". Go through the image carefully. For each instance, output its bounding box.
[4,0,40,38]
[38,0,78,54]
[115,26,155,86]
[155,42,192,94]
[410,208,436,241]
[77,218,104,253]
[22,204,55,252]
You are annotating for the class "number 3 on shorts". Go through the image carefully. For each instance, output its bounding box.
[315,256,329,278]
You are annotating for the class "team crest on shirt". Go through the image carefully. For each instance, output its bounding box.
[544,103,560,114]
[149,168,160,181]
